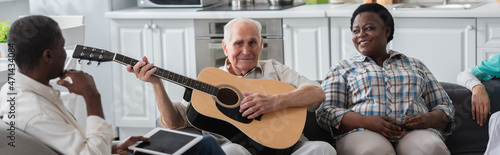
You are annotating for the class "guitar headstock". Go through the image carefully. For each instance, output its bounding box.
[72,45,114,65]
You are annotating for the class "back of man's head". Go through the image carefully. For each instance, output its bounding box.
[8,15,62,70]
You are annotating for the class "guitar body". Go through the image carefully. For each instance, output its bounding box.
[187,68,307,154]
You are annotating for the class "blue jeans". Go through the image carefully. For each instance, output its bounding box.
[183,135,225,155]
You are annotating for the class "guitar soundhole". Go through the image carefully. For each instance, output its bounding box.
[216,88,239,106]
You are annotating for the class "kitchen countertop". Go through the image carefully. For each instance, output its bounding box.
[105,3,347,19]
[327,2,500,18]
[105,2,500,19]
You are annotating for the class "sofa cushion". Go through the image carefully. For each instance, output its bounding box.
[303,111,335,145]
[484,79,500,113]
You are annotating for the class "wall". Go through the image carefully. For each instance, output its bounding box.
[0,0,30,23]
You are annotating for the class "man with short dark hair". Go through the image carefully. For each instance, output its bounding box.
[0,15,147,154]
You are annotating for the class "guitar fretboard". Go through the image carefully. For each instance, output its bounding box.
[113,53,219,96]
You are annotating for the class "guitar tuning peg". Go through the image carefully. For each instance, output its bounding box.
[87,61,92,66]
[78,59,82,64]
[96,62,101,67]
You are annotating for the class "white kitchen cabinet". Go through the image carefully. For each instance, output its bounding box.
[109,19,195,138]
[330,17,357,66]
[283,18,330,80]
[391,18,476,83]
[330,17,476,83]
[477,18,500,63]
[478,48,500,63]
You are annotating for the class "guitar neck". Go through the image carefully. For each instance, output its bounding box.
[112,53,218,96]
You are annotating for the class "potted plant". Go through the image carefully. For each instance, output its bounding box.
[0,20,10,58]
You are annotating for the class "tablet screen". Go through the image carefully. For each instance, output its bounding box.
[135,130,197,154]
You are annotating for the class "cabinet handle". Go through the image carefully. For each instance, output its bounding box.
[151,24,157,29]
[283,24,289,29]
[466,25,474,31]
[144,24,150,29]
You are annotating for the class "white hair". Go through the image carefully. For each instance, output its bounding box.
[223,18,262,44]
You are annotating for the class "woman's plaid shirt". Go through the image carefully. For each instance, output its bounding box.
[316,50,455,139]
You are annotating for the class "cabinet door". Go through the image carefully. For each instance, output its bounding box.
[331,17,476,83]
[283,18,330,80]
[152,19,196,103]
[477,18,500,63]
[330,17,357,65]
[477,18,500,48]
[477,49,500,63]
[110,19,157,127]
[390,18,476,83]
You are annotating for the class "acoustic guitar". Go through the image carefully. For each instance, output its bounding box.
[72,45,307,154]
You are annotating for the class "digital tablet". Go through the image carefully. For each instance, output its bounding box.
[128,128,203,155]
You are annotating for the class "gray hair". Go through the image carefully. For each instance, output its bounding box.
[223,18,262,44]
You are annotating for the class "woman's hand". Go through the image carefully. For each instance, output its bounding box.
[338,112,403,140]
[126,56,162,85]
[405,113,431,130]
[405,110,449,131]
[471,84,491,126]
[362,116,403,141]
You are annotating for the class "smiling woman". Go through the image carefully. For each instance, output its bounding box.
[316,3,455,155]
[350,12,391,66]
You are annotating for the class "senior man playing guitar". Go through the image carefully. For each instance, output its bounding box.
[127,17,336,155]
